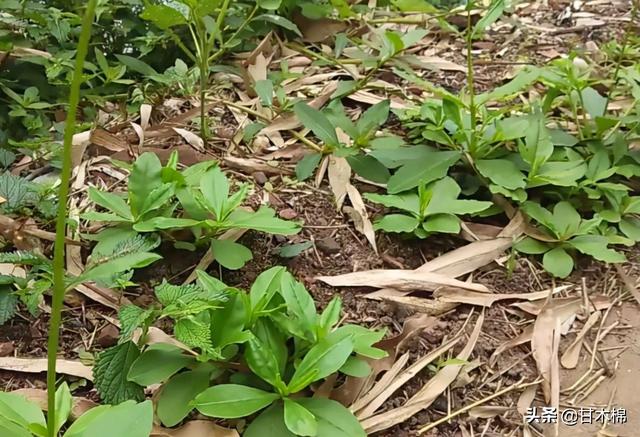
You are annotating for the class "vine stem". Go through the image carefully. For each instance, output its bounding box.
[47,1,97,436]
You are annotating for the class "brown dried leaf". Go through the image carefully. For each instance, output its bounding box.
[560,311,600,369]
[434,286,561,307]
[375,294,458,315]
[0,357,93,380]
[140,104,152,130]
[328,156,351,209]
[489,324,534,367]
[345,185,377,252]
[293,12,348,43]
[89,128,129,152]
[355,337,462,419]
[317,269,489,292]
[531,300,565,404]
[517,384,538,416]
[468,405,510,418]
[361,312,484,434]
[174,128,205,152]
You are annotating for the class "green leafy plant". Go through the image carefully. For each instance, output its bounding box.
[96,267,386,436]
[365,176,492,237]
[515,201,626,278]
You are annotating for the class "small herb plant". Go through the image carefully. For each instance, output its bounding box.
[95,266,386,436]
[515,201,626,278]
[365,176,492,237]
[84,152,301,270]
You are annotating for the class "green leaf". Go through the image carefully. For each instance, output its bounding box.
[0,392,46,431]
[279,273,317,332]
[82,252,162,282]
[550,202,581,239]
[114,54,159,77]
[94,342,145,404]
[0,288,18,325]
[297,398,366,437]
[118,305,153,343]
[340,356,372,377]
[374,214,420,233]
[530,160,587,187]
[294,103,339,146]
[620,217,640,241]
[423,214,460,234]
[128,343,195,386]
[442,97,462,129]
[244,404,295,437]
[250,267,285,314]
[472,0,505,38]
[54,383,73,434]
[133,217,200,232]
[284,399,317,436]
[318,297,342,338]
[211,292,251,349]
[88,188,132,220]
[387,150,460,194]
[211,239,253,270]
[63,400,153,437]
[520,108,553,170]
[476,159,526,190]
[278,241,313,258]
[356,100,390,137]
[392,0,438,13]
[424,177,492,216]
[569,235,626,263]
[296,153,323,181]
[140,4,187,29]
[543,247,574,278]
[333,324,387,359]
[139,183,175,216]
[515,237,550,254]
[226,207,301,235]
[581,87,607,118]
[128,152,163,217]
[245,337,285,391]
[194,384,279,418]
[288,330,354,393]
[157,369,210,427]
[258,0,282,10]
[174,318,212,351]
[200,165,228,220]
[255,79,274,106]
[365,192,420,214]
[254,14,302,36]
[346,155,390,183]
[521,202,554,231]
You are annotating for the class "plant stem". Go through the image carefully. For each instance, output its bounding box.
[208,4,258,63]
[47,1,97,436]
[465,7,478,156]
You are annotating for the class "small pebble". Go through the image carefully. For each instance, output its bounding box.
[252,171,268,185]
[279,208,298,219]
[316,237,341,254]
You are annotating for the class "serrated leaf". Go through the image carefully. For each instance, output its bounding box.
[0,287,18,325]
[0,173,36,211]
[94,342,145,404]
[117,305,153,343]
[174,318,212,351]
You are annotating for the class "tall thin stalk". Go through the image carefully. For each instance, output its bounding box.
[465,6,478,157]
[47,1,97,436]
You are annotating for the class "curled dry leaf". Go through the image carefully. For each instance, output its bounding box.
[531,300,563,404]
[173,128,205,152]
[151,421,239,437]
[517,384,538,416]
[374,294,458,315]
[328,156,351,209]
[11,388,97,419]
[560,310,600,369]
[140,103,152,130]
[345,184,377,253]
[434,286,562,307]
[318,269,490,292]
[468,405,510,418]
[512,294,610,316]
[0,357,93,380]
[361,312,484,434]
[355,337,462,420]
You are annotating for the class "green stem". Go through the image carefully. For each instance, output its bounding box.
[48,1,97,436]
[214,0,232,47]
[208,3,258,62]
[465,8,477,156]
[605,0,638,110]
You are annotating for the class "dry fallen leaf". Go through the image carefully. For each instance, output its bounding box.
[0,357,93,380]
[345,184,377,253]
[560,311,600,369]
[318,269,490,292]
[174,127,205,152]
[328,156,350,209]
[140,103,152,130]
[434,286,562,307]
[468,405,510,418]
[531,300,564,404]
[361,312,484,434]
